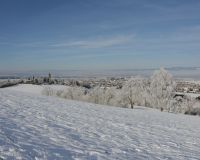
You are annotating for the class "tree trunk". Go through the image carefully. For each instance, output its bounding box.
[128,97,134,109]
[131,102,134,109]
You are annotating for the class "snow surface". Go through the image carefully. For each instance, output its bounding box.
[0,86,200,159]
[175,92,200,99]
[4,84,68,95]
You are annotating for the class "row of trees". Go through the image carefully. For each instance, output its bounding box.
[42,68,200,114]
[26,73,56,85]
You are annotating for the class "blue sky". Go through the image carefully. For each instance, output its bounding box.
[0,0,200,71]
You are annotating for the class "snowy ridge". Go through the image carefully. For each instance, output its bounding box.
[0,89,200,159]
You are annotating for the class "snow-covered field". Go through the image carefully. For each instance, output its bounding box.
[175,92,200,99]
[4,84,67,95]
[0,85,200,159]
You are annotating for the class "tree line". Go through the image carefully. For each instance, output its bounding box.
[42,68,200,115]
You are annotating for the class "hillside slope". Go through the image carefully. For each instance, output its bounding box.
[0,88,200,160]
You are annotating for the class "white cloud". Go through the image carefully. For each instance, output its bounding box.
[0,35,134,49]
[51,35,134,49]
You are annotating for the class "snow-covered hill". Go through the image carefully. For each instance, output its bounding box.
[3,84,67,95]
[0,86,200,160]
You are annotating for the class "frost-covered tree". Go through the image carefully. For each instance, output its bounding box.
[172,95,200,113]
[42,86,86,101]
[122,77,147,109]
[72,87,86,101]
[42,86,55,96]
[104,87,116,105]
[60,87,85,101]
[113,89,129,107]
[87,86,105,104]
[86,86,117,105]
[149,68,176,110]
